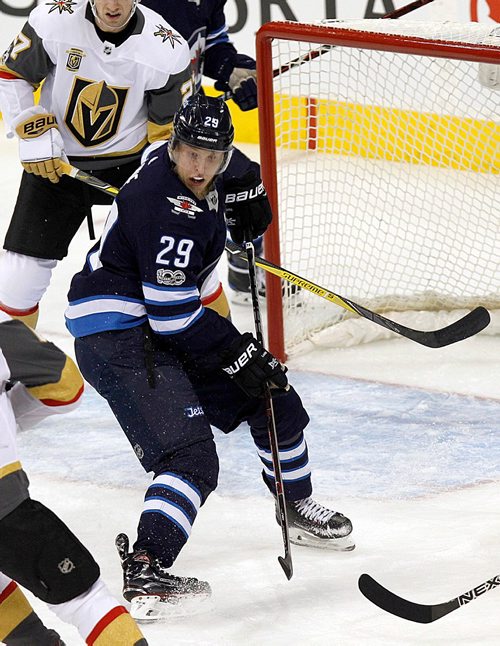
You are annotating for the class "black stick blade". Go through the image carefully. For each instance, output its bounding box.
[353,305,491,348]
[358,574,458,623]
[423,306,491,348]
[278,554,293,580]
[360,573,500,623]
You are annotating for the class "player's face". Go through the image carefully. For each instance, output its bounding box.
[92,0,136,33]
[173,142,225,199]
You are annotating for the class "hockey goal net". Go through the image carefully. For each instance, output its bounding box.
[257,20,500,360]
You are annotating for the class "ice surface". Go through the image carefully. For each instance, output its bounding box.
[1,133,499,644]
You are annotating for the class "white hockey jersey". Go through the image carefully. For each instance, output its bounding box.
[0,0,192,167]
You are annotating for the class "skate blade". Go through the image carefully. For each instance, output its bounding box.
[130,593,213,623]
[289,527,356,551]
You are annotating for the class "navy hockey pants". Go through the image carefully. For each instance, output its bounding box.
[75,325,312,566]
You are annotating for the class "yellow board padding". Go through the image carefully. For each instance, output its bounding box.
[275,95,499,174]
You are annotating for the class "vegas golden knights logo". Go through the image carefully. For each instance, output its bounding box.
[66,48,85,72]
[65,77,128,147]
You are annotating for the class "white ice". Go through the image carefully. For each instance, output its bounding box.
[1,131,499,645]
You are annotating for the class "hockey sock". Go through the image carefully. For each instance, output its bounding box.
[0,303,39,329]
[0,577,60,645]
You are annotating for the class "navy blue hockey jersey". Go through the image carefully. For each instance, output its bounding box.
[65,143,243,364]
[142,0,246,91]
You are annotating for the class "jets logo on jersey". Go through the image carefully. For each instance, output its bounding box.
[154,25,183,48]
[65,77,128,147]
[46,0,77,15]
[65,48,85,72]
[188,28,206,88]
[167,196,203,219]
[157,269,186,286]
[185,405,204,419]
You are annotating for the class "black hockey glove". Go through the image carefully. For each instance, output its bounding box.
[220,332,288,398]
[214,54,258,111]
[225,172,273,245]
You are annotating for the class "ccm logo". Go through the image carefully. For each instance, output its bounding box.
[223,342,258,375]
[225,183,265,204]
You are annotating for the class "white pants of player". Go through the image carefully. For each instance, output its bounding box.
[0,251,57,310]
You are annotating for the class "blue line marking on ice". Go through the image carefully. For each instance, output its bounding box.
[18,371,499,500]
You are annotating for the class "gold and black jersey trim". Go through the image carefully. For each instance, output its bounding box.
[0,463,29,520]
[0,319,83,406]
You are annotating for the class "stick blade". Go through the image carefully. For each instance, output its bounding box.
[278,554,293,580]
[358,574,456,623]
[424,306,490,348]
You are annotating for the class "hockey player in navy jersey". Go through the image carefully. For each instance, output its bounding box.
[0,0,192,328]
[142,0,257,110]
[142,0,264,302]
[65,95,354,621]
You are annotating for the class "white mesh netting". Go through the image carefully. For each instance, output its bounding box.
[263,21,500,354]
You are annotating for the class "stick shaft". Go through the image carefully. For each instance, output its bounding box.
[245,236,293,580]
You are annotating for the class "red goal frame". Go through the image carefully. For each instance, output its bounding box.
[256,20,499,361]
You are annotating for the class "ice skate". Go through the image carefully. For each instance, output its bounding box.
[278,497,355,551]
[227,254,266,305]
[116,533,212,622]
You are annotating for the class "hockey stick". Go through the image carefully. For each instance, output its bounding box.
[225,240,490,348]
[61,163,491,348]
[244,232,293,581]
[59,161,119,196]
[358,572,500,623]
[221,0,436,100]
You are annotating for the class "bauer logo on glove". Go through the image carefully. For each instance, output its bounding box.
[220,332,288,398]
[224,171,272,244]
[225,181,265,204]
[222,340,259,375]
[16,113,58,139]
[11,106,67,184]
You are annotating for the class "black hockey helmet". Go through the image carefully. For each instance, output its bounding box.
[172,94,234,153]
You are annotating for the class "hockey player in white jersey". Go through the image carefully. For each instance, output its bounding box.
[0,0,192,328]
[0,313,148,645]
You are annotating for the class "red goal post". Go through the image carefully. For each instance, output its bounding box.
[256,20,500,361]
